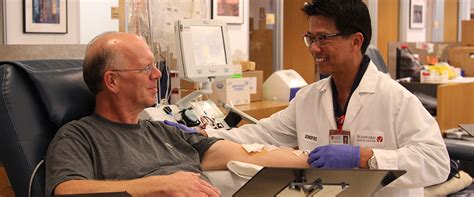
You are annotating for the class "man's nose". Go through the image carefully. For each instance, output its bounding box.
[150,66,162,80]
[310,43,322,53]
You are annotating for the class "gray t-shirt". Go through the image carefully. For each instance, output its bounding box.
[45,113,221,196]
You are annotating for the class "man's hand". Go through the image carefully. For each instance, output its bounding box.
[163,120,197,133]
[155,171,221,197]
[307,144,360,168]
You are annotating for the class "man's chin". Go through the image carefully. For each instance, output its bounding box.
[147,102,157,108]
[318,63,337,75]
[317,67,330,76]
[145,98,157,108]
[319,71,330,75]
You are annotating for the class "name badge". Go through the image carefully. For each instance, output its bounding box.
[329,129,351,145]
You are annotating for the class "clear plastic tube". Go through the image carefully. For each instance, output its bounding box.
[127,0,152,47]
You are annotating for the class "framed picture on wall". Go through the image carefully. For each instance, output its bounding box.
[212,0,244,24]
[409,0,425,29]
[23,0,68,34]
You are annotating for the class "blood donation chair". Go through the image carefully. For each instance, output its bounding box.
[0,60,95,196]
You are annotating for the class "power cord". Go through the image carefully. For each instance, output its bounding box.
[29,159,44,197]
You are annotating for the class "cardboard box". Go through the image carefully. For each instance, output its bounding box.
[242,70,263,102]
[239,61,256,71]
[448,47,474,76]
[179,88,194,98]
[209,78,250,106]
[462,20,474,46]
[180,79,199,90]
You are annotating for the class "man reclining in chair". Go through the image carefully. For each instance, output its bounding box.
[44,32,309,197]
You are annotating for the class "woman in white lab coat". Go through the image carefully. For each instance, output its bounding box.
[205,0,450,196]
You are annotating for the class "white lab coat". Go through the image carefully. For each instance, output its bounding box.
[208,62,450,196]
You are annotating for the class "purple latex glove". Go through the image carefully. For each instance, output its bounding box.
[307,144,360,168]
[163,120,197,133]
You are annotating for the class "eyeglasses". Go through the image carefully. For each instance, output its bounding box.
[303,32,347,47]
[109,62,157,76]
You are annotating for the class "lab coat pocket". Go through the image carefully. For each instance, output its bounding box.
[353,130,385,148]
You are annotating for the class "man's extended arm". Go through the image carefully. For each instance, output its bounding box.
[54,171,220,196]
[205,100,299,147]
[201,140,309,170]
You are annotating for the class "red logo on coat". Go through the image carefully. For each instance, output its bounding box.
[376,136,383,142]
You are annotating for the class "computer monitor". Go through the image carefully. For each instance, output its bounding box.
[396,47,423,81]
[174,19,235,108]
[174,19,234,83]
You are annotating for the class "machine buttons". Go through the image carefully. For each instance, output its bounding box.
[163,106,173,115]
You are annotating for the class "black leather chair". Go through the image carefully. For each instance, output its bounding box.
[365,45,388,74]
[0,60,95,196]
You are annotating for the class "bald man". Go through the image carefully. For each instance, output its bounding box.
[44,32,309,197]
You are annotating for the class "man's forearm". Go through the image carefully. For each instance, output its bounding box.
[54,177,165,196]
[201,140,309,170]
[53,171,220,197]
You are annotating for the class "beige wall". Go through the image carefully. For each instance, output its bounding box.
[377,0,399,65]
[283,0,315,83]
[444,0,459,42]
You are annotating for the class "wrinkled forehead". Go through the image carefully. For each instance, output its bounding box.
[109,35,154,67]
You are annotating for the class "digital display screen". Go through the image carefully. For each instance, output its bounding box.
[190,26,227,66]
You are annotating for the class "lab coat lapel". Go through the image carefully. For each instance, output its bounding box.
[344,90,362,129]
[344,62,378,129]
[319,78,337,128]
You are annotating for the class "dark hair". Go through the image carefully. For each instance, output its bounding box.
[83,32,119,95]
[302,0,372,54]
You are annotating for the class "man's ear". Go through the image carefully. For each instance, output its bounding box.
[352,32,364,51]
[103,71,120,93]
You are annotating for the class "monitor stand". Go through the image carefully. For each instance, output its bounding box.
[175,78,214,109]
